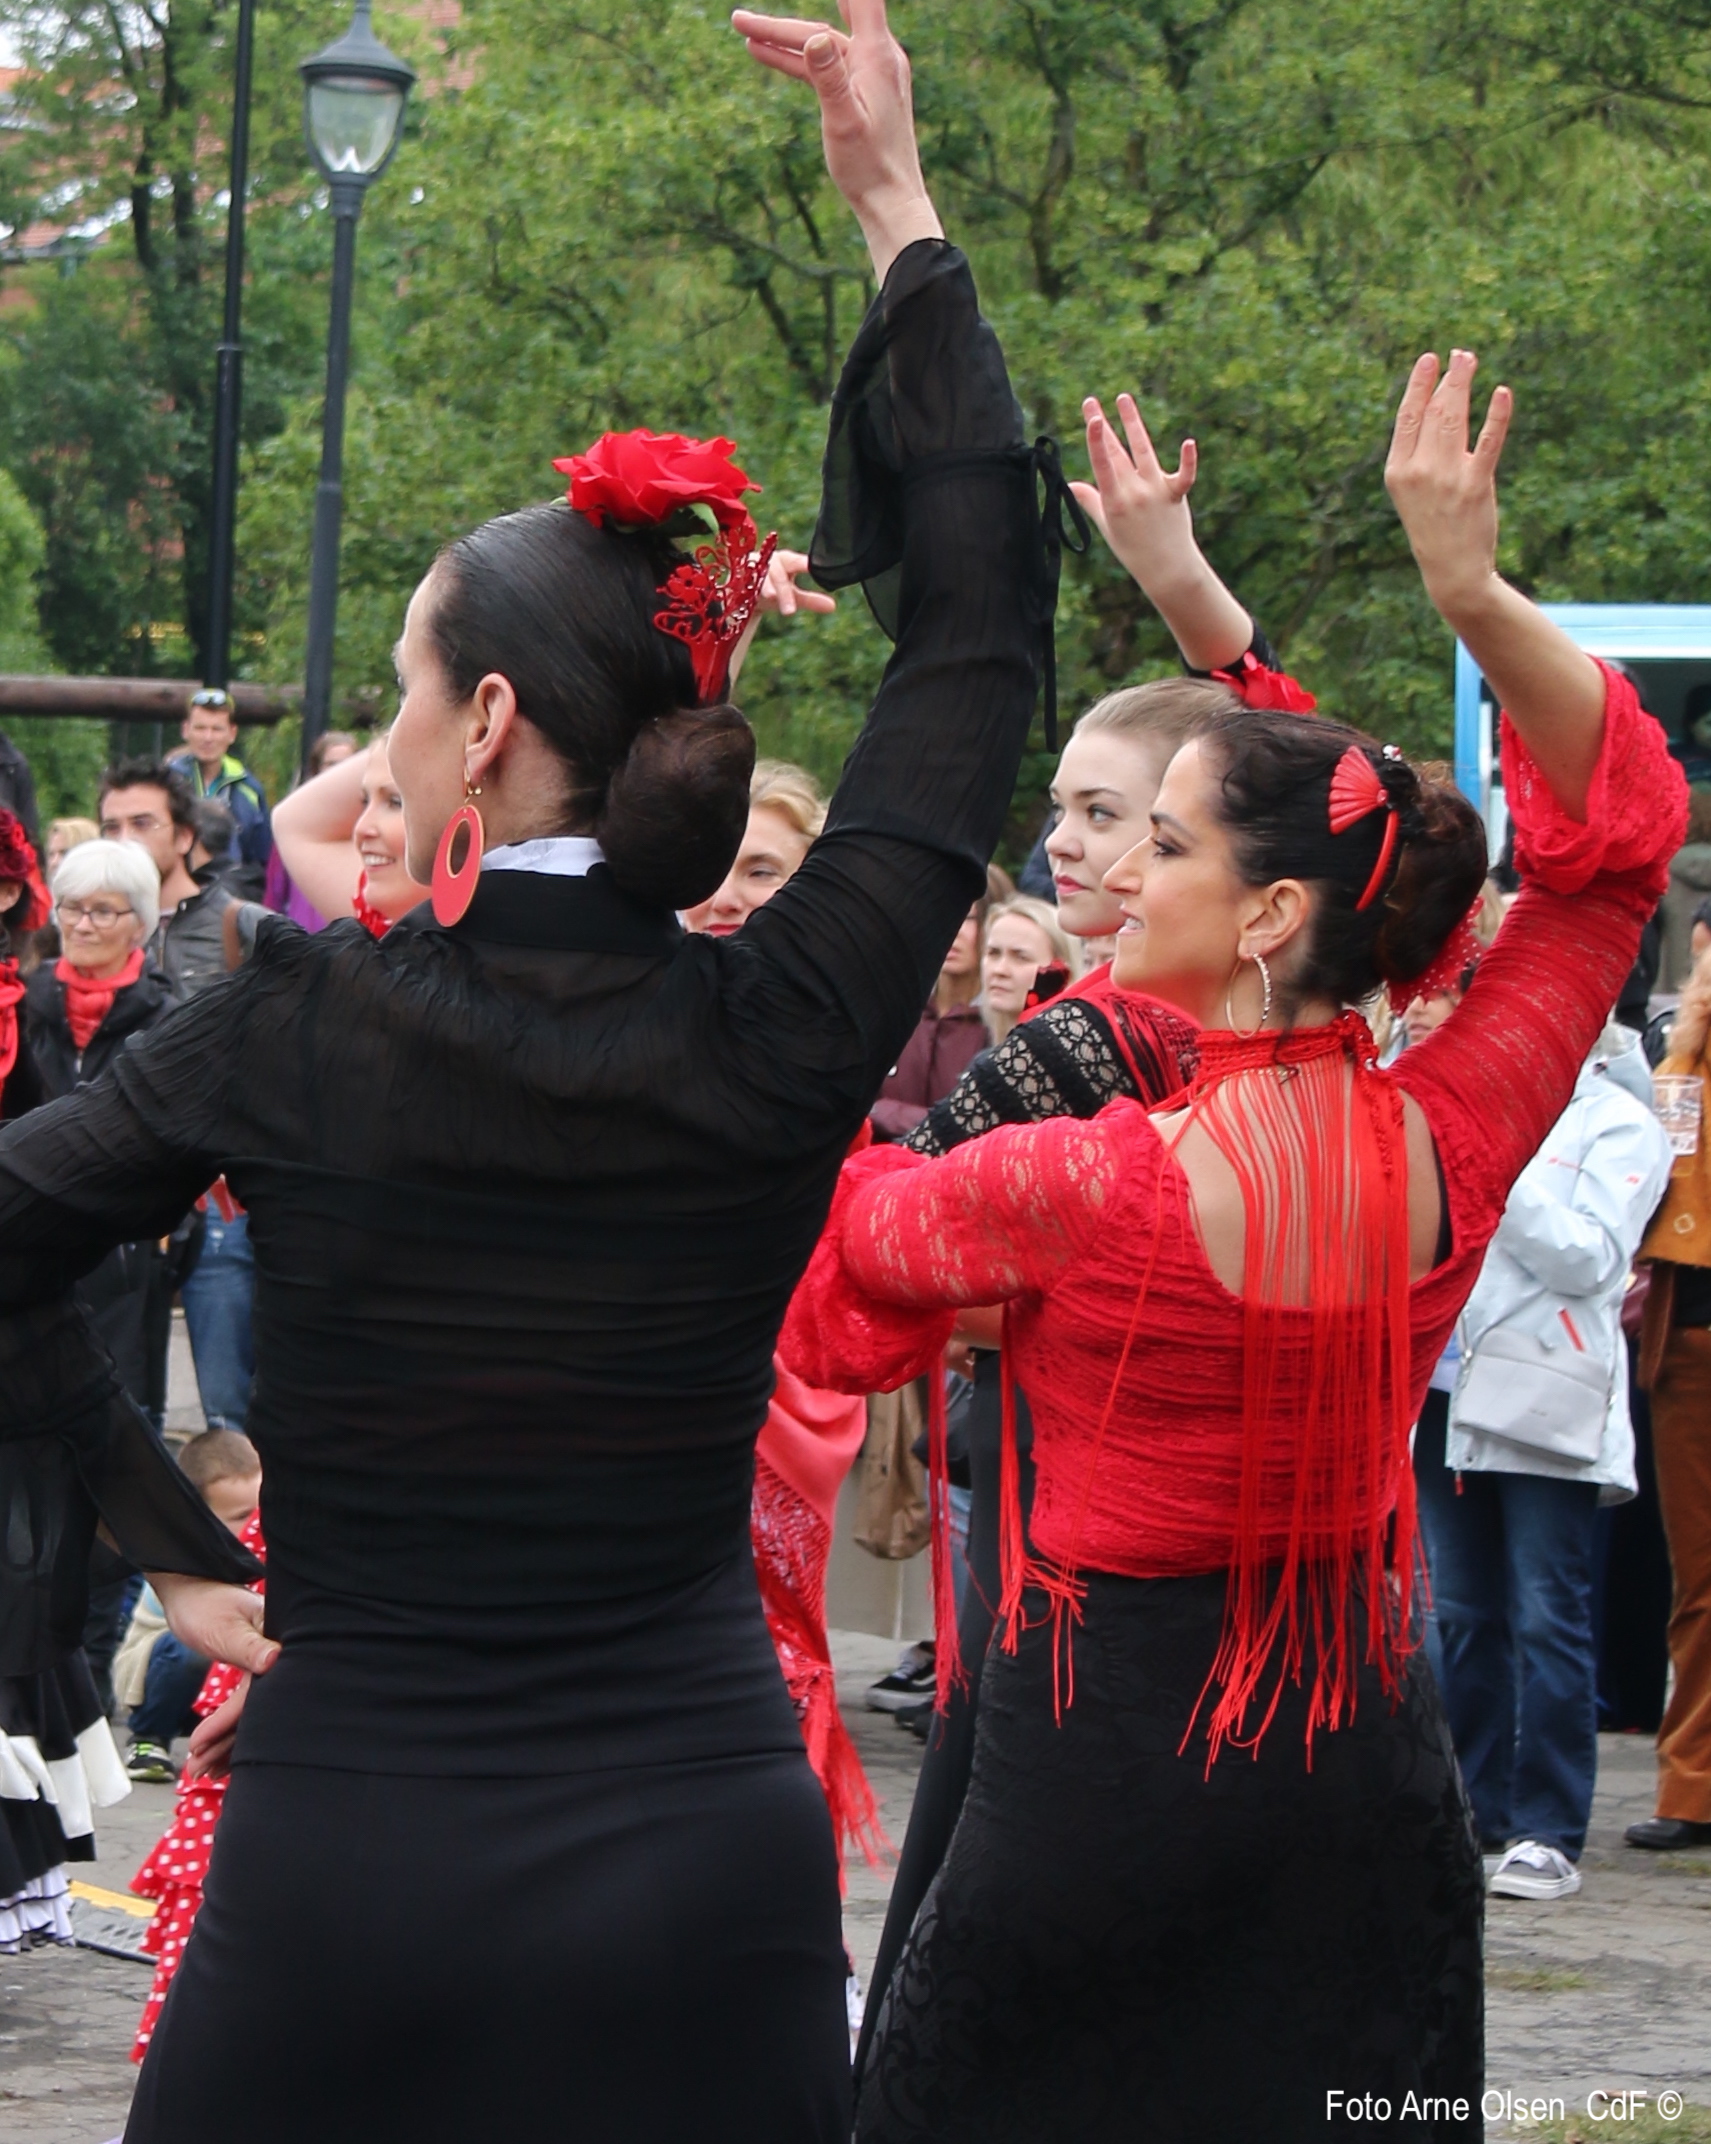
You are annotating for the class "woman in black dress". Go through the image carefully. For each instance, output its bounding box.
[0,10,1050,2136]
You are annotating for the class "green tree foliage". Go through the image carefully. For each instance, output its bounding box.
[3,0,1711,840]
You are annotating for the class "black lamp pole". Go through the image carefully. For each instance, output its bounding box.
[297,0,415,774]
[299,176,365,773]
[203,0,257,692]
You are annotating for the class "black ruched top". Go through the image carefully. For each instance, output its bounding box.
[0,241,1045,1771]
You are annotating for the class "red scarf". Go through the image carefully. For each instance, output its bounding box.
[0,955,23,1088]
[352,871,392,940]
[58,948,145,1051]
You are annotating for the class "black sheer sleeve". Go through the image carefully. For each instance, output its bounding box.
[717,242,1045,1132]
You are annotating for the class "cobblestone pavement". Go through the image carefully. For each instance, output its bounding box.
[2,1635,1704,2141]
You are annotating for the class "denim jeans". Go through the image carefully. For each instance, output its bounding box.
[130,1631,210,1748]
[1414,1389,1602,1859]
[181,1208,255,1429]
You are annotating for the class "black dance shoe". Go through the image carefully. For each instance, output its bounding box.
[1623,1817,1711,1850]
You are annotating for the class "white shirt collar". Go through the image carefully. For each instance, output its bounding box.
[481,836,605,879]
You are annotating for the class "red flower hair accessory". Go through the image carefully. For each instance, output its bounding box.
[1328,745,1399,913]
[555,428,777,703]
[0,808,47,932]
[554,429,759,533]
[1210,649,1318,714]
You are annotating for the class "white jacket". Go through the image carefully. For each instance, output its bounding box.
[1447,1035,1672,1501]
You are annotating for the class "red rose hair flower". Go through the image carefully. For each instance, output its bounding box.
[553,429,759,534]
[556,427,778,704]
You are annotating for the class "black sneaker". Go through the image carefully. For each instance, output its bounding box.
[896,1699,934,1742]
[865,1644,936,1713]
[1625,1817,1711,1851]
[126,1740,178,1785]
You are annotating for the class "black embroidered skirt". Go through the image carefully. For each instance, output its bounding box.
[857,1569,1484,2144]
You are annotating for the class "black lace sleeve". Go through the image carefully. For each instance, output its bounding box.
[906,999,1144,1156]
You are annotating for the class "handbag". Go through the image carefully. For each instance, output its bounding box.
[1449,1323,1610,1465]
[852,1379,932,1560]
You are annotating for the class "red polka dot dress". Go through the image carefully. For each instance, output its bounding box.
[129,1510,265,2063]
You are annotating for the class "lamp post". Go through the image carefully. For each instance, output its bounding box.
[202,0,256,693]
[298,0,415,772]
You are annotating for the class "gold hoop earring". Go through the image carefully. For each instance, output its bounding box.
[1224,952,1273,1037]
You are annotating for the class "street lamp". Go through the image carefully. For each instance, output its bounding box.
[202,0,257,693]
[298,0,415,771]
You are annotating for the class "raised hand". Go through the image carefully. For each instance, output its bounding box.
[729,546,837,687]
[1383,349,1512,621]
[731,0,943,281]
[1385,347,1602,817]
[1071,392,1254,672]
[760,547,837,620]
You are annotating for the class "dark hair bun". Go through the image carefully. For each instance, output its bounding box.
[1203,710,1490,1009]
[1371,768,1488,991]
[597,703,756,910]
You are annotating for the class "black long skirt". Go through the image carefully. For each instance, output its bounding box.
[856,1571,1484,2144]
[127,1750,851,2143]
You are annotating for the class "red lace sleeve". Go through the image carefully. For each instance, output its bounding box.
[776,1116,1123,1395]
[1395,663,1687,1249]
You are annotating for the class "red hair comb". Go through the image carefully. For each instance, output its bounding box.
[1328,746,1399,912]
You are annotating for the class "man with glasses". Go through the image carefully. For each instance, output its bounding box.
[98,758,233,1002]
[97,758,256,1446]
[167,687,272,881]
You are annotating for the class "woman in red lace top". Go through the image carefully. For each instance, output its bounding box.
[785,354,1687,2142]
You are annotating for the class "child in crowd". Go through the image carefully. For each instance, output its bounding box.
[128,1447,266,2062]
[116,1430,261,1784]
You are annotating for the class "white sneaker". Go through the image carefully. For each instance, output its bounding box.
[1488,1840,1581,1899]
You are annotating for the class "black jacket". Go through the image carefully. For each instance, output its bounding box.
[25,956,179,1100]
[21,957,193,1431]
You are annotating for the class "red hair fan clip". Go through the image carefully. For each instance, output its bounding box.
[555,428,777,705]
[1209,650,1318,714]
[1328,746,1399,912]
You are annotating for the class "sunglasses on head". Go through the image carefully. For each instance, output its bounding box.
[190,690,235,713]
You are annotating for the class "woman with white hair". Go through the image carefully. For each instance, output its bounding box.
[26,840,173,1388]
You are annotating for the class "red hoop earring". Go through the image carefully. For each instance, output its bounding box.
[431,791,484,926]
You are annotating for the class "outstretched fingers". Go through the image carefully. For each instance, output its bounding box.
[1387,352,1439,472]
[1114,393,1167,483]
[1428,346,1478,454]
[1472,382,1513,481]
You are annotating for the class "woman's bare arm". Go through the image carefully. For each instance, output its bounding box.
[1385,349,1604,821]
[270,752,366,921]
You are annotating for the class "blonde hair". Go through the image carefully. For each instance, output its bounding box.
[982,894,1077,1043]
[1075,675,1243,755]
[48,816,99,859]
[749,759,827,842]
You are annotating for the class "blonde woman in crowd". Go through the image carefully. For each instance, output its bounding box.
[980,894,1076,1047]
[682,760,826,934]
